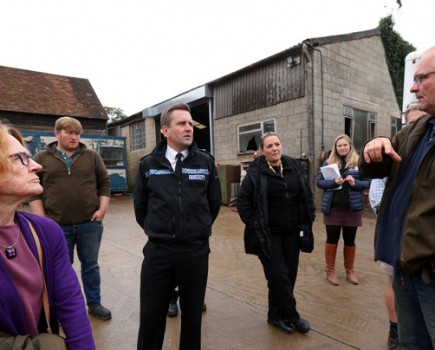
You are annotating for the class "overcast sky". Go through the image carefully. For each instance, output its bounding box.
[1,0,433,116]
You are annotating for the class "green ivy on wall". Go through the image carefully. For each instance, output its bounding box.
[379,15,416,110]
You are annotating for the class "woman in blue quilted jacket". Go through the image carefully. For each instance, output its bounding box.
[316,134,371,286]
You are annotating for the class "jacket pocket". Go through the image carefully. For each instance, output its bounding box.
[244,222,269,257]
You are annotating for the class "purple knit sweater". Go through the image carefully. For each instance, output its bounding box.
[0,211,95,350]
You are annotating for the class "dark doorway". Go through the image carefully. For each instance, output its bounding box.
[190,104,210,152]
[154,102,211,152]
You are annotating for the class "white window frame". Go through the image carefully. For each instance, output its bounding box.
[237,119,276,154]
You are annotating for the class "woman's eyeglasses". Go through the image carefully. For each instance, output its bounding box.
[9,152,32,166]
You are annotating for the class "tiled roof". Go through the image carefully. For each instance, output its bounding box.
[0,66,108,120]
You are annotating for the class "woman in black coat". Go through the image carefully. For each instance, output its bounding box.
[237,132,315,335]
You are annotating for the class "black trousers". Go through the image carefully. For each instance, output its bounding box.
[137,241,209,350]
[259,231,300,323]
[169,288,179,304]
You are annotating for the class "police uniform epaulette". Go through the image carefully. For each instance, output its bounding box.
[197,148,215,161]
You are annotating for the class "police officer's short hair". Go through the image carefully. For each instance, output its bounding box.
[160,103,190,128]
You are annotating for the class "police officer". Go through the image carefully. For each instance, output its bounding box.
[134,103,221,350]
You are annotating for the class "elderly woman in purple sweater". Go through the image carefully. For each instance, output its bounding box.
[0,124,95,349]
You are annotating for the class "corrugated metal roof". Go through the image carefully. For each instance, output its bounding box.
[208,28,380,85]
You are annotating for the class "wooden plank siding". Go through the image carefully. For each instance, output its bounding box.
[213,56,305,119]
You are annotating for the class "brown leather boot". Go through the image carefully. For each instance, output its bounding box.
[344,246,359,285]
[325,243,339,286]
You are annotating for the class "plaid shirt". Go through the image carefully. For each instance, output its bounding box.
[368,177,387,215]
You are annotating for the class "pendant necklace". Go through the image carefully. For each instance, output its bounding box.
[0,225,20,259]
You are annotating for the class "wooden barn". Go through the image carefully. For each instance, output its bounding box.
[0,66,108,134]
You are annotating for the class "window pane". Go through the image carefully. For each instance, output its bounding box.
[344,117,352,138]
[344,107,377,152]
[369,121,376,139]
[238,119,275,153]
[239,123,261,133]
[263,120,275,133]
[100,147,124,167]
[391,117,401,137]
[239,132,260,152]
[353,109,368,153]
[130,122,145,151]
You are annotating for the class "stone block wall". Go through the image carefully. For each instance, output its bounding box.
[213,35,400,178]
[122,117,156,190]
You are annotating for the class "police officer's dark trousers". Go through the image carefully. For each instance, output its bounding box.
[137,241,209,350]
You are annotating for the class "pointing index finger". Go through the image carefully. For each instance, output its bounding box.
[363,137,401,163]
[383,143,402,162]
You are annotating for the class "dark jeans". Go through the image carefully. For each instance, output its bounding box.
[61,220,103,306]
[259,231,300,323]
[393,266,435,349]
[137,241,209,350]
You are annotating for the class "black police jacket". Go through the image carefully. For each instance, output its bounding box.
[134,140,222,252]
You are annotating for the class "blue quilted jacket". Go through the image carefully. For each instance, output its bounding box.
[316,163,371,214]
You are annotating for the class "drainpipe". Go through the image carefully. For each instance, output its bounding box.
[314,48,324,153]
[208,98,214,155]
[302,42,315,189]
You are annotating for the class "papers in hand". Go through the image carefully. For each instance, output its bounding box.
[320,163,342,190]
